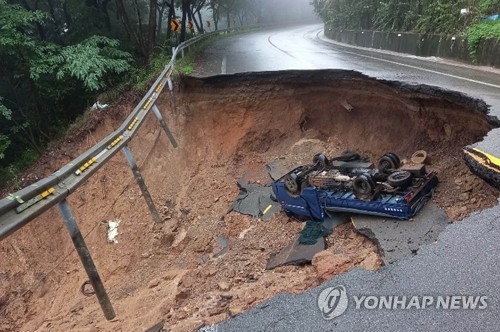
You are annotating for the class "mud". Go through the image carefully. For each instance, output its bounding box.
[0,70,498,332]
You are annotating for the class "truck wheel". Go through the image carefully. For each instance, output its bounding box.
[284,174,300,194]
[378,153,401,172]
[387,171,412,187]
[353,174,375,196]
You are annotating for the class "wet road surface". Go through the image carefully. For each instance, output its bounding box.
[193,24,500,332]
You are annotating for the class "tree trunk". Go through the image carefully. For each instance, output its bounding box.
[213,7,219,30]
[180,0,188,43]
[197,11,204,33]
[101,0,112,31]
[115,0,142,52]
[146,0,157,60]
[132,0,145,52]
[192,12,201,32]
[157,3,166,39]
[166,4,175,39]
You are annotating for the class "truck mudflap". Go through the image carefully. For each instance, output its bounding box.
[272,182,324,220]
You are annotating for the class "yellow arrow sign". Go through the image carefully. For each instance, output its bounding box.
[171,19,180,33]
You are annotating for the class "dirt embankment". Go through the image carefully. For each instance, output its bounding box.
[1,70,498,332]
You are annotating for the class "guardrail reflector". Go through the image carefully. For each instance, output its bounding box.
[75,156,101,176]
[154,83,164,93]
[128,117,139,131]
[107,136,123,150]
[16,187,55,213]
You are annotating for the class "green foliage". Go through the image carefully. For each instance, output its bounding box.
[0,1,48,55]
[0,134,10,160]
[466,20,500,61]
[478,0,500,15]
[416,1,466,34]
[129,47,172,92]
[31,36,133,91]
[0,102,12,121]
[0,149,38,189]
[315,0,499,35]
[179,64,194,74]
[0,102,12,160]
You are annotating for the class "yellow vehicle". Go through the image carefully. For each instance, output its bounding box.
[464,147,500,189]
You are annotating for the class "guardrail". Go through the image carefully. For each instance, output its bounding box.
[0,26,247,320]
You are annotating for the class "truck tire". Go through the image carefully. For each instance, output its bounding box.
[387,171,412,187]
[378,153,401,172]
[353,173,375,196]
[284,174,300,194]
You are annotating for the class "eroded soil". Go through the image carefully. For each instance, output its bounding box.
[1,70,498,331]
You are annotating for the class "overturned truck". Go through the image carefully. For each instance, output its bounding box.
[272,152,438,220]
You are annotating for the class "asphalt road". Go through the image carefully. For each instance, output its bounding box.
[194,24,500,154]
[194,24,500,332]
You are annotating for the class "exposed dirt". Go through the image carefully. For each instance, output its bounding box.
[1,70,498,332]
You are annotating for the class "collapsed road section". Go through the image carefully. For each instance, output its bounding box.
[2,70,499,331]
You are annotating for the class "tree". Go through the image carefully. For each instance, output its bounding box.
[0,0,131,180]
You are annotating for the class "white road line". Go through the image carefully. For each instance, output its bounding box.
[316,30,500,90]
[267,35,316,70]
[221,55,227,74]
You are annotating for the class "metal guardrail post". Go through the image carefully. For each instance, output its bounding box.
[152,104,178,148]
[57,200,116,320]
[122,145,162,223]
[167,77,177,114]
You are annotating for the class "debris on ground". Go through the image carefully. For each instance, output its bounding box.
[266,159,294,181]
[91,100,109,111]
[107,220,121,243]
[266,235,326,270]
[229,178,281,221]
[2,71,499,332]
[266,214,348,270]
[298,220,331,245]
[351,202,450,264]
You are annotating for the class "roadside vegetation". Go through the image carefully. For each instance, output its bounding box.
[312,0,500,61]
[0,0,313,187]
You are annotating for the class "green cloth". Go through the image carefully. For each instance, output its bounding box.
[298,220,331,245]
